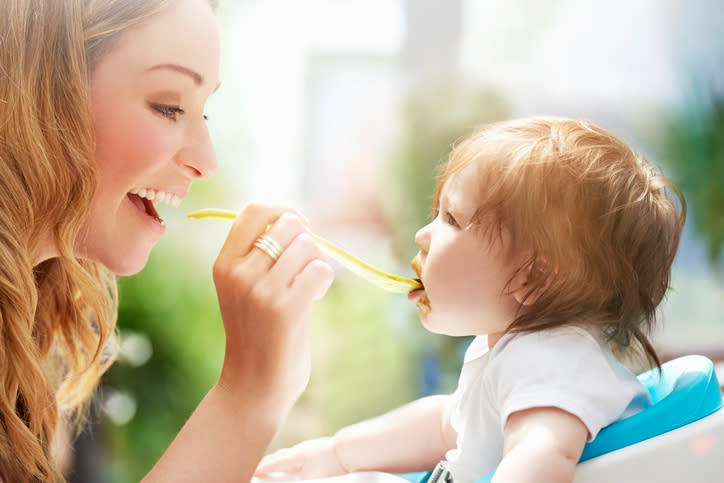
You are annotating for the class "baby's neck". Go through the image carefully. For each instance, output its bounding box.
[486,331,505,349]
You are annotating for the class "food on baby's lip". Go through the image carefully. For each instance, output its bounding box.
[410,255,430,311]
[411,255,422,278]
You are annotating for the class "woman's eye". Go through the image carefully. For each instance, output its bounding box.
[152,104,184,121]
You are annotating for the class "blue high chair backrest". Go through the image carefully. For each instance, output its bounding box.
[399,354,723,483]
[579,354,722,461]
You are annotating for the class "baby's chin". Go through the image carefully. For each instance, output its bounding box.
[415,293,431,315]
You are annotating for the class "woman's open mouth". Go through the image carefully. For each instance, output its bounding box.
[128,192,163,224]
[127,188,182,225]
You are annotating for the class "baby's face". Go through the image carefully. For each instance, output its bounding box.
[410,165,521,338]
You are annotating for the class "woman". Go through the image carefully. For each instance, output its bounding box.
[0,0,334,481]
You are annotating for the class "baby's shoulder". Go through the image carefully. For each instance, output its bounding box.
[493,325,604,359]
[483,325,619,390]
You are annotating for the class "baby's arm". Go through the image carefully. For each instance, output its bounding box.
[494,407,588,483]
[256,394,457,478]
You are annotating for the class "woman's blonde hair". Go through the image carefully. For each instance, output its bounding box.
[0,0,222,480]
[434,117,686,369]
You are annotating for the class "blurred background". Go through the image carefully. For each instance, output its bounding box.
[64,0,724,481]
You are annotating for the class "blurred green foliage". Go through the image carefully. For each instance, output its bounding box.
[640,85,724,356]
[382,80,510,381]
[384,81,509,261]
[105,239,426,481]
[104,240,224,483]
[272,79,514,445]
[270,280,420,448]
[654,89,724,262]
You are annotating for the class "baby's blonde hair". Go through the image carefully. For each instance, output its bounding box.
[0,0,219,480]
[434,117,685,368]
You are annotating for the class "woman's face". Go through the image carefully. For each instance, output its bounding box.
[81,0,220,275]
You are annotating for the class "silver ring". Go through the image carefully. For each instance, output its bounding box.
[253,234,282,261]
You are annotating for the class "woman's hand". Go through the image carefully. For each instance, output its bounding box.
[143,203,333,482]
[212,202,334,420]
[255,437,346,479]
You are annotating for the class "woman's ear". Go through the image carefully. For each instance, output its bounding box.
[510,258,557,306]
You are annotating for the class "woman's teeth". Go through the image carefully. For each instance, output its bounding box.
[129,188,182,207]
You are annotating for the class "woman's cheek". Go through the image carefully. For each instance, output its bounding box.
[109,117,177,178]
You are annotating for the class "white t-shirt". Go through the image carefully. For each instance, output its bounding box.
[444,327,652,483]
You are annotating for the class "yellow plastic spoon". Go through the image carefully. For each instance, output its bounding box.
[187,208,423,294]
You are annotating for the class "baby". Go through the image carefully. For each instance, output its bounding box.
[255,117,686,483]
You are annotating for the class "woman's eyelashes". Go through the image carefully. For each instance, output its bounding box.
[151,103,184,121]
[151,103,210,122]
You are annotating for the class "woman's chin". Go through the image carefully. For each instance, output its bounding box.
[100,250,152,276]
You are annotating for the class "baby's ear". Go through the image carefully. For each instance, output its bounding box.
[510,257,557,306]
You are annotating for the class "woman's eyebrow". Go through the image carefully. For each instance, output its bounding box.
[149,63,202,84]
[147,63,221,91]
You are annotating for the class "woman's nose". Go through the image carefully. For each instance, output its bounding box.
[177,120,218,179]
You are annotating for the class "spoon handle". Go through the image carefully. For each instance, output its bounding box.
[187,208,422,294]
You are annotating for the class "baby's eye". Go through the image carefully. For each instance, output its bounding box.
[151,104,184,121]
[445,212,459,228]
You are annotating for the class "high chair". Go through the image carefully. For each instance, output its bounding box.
[401,354,724,483]
[255,355,723,483]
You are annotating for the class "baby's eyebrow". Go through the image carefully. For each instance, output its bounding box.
[440,193,457,212]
